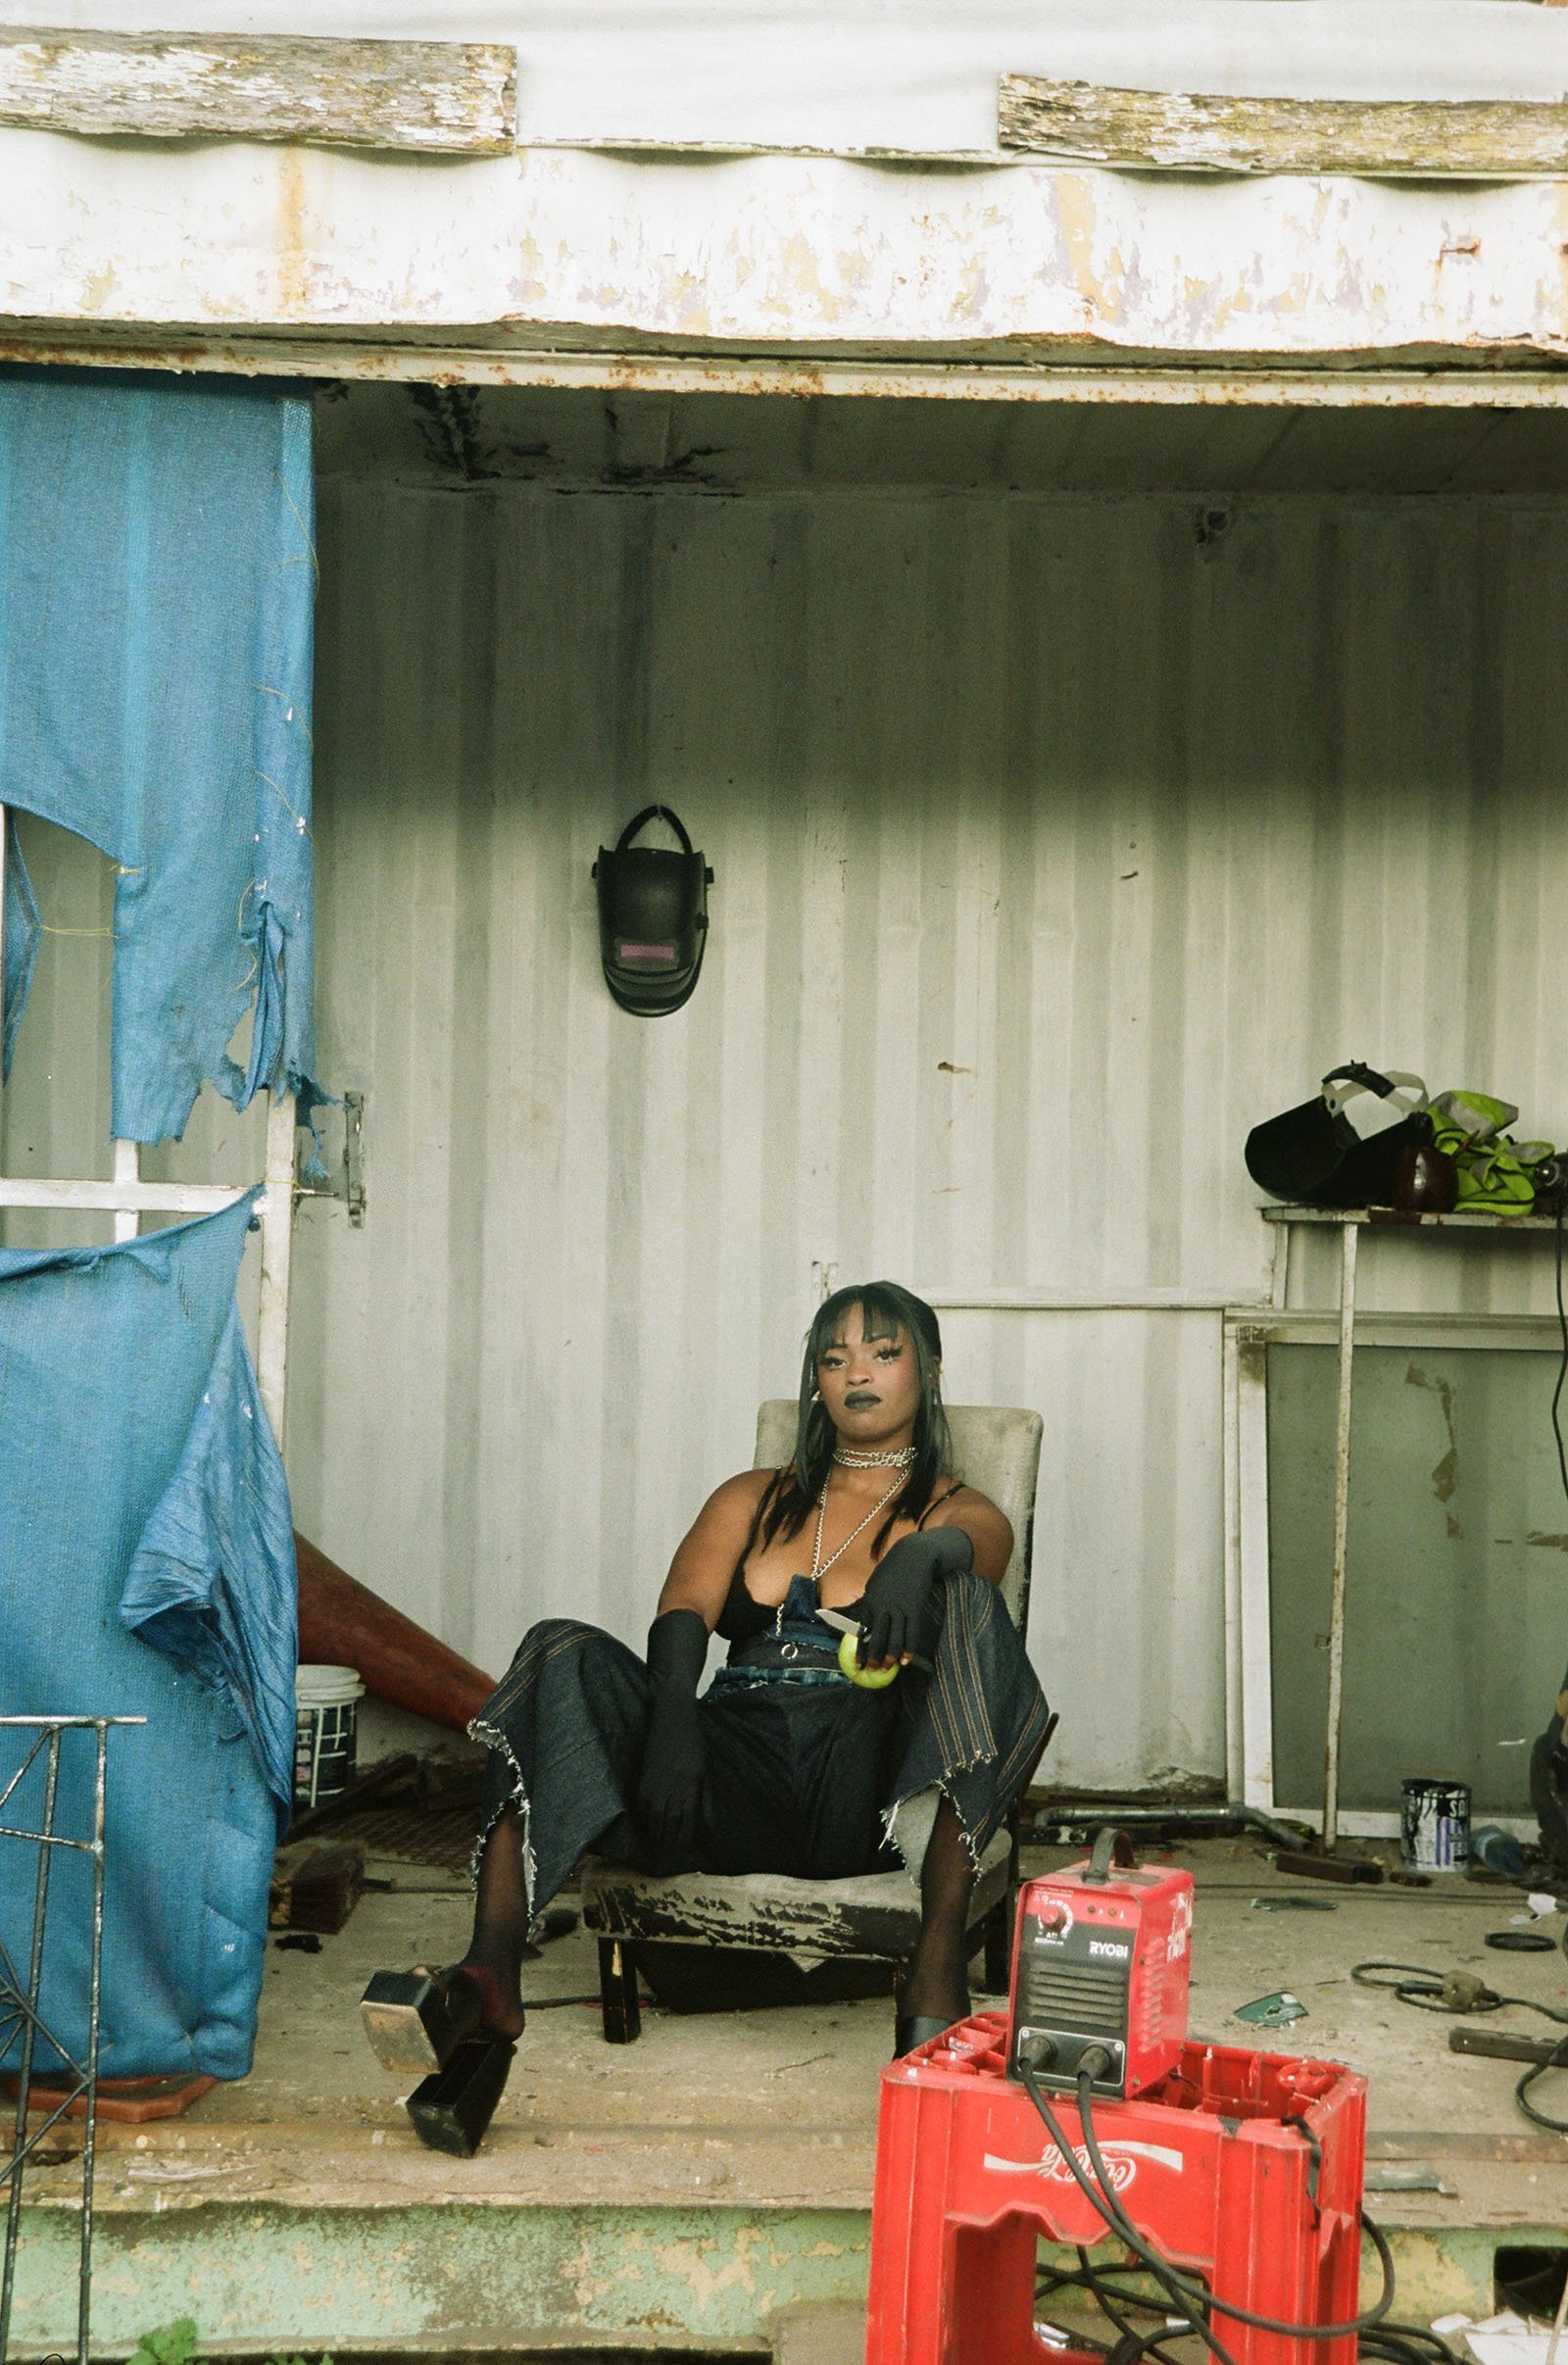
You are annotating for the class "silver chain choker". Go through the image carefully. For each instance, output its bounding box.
[832,1445,918,1469]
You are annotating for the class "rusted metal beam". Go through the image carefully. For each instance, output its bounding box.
[1000,75,1568,178]
[3,331,1568,408]
[0,30,515,154]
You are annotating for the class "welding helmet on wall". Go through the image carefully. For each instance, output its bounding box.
[593,806,714,1016]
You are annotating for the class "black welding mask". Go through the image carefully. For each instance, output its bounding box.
[593,806,713,1016]
[1245,1063,1429,1207]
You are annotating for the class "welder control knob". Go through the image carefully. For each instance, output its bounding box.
[1034,1904,1068,1934]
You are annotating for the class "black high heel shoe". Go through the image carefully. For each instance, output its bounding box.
[360,1966,466,2075]
[406,2036,515,2156]
[360,1965,521,2156]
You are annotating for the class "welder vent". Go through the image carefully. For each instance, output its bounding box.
[1017,1953,1131,2038]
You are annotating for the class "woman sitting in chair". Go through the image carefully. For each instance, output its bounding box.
[361,1281,1054,2148]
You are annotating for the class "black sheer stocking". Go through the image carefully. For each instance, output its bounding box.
[900,1797,975,2025]
[448,1805,529,2041]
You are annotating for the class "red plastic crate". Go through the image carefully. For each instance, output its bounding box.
[866,2012,1367,2365]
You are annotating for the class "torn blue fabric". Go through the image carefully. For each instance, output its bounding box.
[0,366,320,1145]
[122,1302,300,1825]
[0,1194,296,2082]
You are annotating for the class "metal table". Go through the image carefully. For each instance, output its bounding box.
[1260,1203,1561,1849]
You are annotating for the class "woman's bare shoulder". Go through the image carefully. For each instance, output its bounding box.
[923,1481,1013,1580]
[924,1478,1004,1521]
[709,1467,782,1512]
[658,1467,788,1620]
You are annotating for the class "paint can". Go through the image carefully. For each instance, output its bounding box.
[294,1663,365,1810]
[1399,1776,1471,1871]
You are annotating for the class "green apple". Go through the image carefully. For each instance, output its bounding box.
[839,1630,899,1689]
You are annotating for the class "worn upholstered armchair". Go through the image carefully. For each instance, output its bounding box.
[579,1401,1046,2042]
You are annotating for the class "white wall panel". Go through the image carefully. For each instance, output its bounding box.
[9,460,1568,1792]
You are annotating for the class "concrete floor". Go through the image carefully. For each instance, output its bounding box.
[193,1835,1568,2202]
[13,1836,1568,2357]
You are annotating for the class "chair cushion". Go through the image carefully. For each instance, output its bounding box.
[579,1828,1010,1961]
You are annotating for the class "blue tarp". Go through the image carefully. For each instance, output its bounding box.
[0,1195,296,2081]
[0,367,319,1146]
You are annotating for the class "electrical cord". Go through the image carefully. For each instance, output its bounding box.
[1349,1962,1510,2016]
[1351,1959,1568,2135]
[1072,2061,1397,2341]
[1516,2029,1568,2134]
[1544,2248,1568,2365]
[1037,2262,1456,2365]
[1019,2059,1244,2365]
[1038,2251,1204,2365]
[1019,2053,1399,2354]
[1063,2248,1188,2365]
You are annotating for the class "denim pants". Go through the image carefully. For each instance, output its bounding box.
[469,1573,1052,1916]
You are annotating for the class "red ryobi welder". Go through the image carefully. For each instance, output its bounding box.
[1006,1824,1195,2094]
[865,1827,1384,2365]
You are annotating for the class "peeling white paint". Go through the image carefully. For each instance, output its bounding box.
[3,136,1568,363]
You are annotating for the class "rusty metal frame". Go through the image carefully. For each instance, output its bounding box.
[2,327,1568,408]
[0,787,298,1446]
[0,1713,142,2365]
[1227,1242,1568,1844]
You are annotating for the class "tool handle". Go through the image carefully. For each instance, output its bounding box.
[1083,1827,1136,1884]
[1448,2026,1560,2066]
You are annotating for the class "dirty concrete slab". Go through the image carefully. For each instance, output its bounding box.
[22,1838,1568,2224]
[13,1840,1568,2356]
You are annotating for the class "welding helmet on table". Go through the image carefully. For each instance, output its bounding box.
[1245,1063,1429,1207]
[593,806,713,1016]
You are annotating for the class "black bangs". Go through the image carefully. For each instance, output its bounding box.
[756,1280,957,1558]
[810,1280,943,1365]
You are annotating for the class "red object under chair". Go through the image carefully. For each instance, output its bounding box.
[866,2013,1367,2365]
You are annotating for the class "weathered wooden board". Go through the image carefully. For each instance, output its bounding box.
[580,1844,1009,1961]
[0,29,515,153]
[999,74,1568,177]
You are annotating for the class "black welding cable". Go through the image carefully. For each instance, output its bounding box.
[1019,2058,1396,2348]
[1350,1959,1568,2136]
[1038,2239,1457,2365]
[1102,2328,1192,2365]
[1349,1962,1509,2016]
[1037,2233,1455,2365]
[1019,2061,1244,2365]
[1359,2334,1466,2365]
[1071,2063,1397,2340]
[1515,2026,1568,2135]
[1042,2270,1455,2365]
[1060,2246,1191,2365]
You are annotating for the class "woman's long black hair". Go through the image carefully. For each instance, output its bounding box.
[756,1280,957,1559]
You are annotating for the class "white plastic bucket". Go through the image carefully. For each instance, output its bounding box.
[294,1663,365,1811]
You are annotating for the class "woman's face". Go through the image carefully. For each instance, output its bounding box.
[815,1306,926,1450]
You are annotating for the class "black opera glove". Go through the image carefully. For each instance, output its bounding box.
[637,1607,710,1853]
[842,1525,974,1666]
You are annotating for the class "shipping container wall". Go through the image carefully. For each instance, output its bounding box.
[6,475,1567,1792]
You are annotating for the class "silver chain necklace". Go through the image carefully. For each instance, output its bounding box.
[810,1476,906,1583]
[773,1472,906,1644]
[833,1445,918,1470]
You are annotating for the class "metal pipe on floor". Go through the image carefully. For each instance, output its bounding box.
[1034,1801,1305,1852]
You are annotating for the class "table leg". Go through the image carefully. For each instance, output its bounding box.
[1322,1220,1358,1852]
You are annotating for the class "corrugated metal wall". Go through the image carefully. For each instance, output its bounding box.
[8,464,1568,1790]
